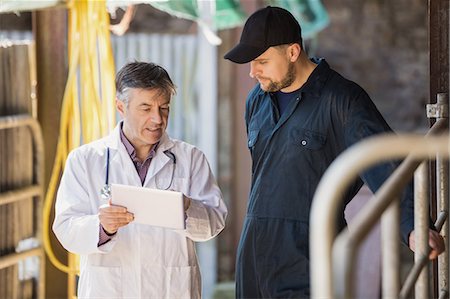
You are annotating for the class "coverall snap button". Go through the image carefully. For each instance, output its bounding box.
[301,140,307,146]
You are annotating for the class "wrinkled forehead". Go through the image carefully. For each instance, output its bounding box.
[126,87,172,104]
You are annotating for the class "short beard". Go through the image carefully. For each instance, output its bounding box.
[263,62,296,92]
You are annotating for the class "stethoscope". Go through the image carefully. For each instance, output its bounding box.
[100,147,177,200]
[156,150,176,190]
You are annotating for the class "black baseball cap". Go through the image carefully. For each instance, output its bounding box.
[224,6,302,64]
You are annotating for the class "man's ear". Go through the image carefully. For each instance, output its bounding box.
[116,98,125,117]
[289,43,301,62]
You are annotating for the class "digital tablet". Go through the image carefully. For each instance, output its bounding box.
[111,183,185,230]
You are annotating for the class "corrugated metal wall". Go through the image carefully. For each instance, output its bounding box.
[111,33,201,145]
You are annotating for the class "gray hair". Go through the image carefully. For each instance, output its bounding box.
[115,62,176,104]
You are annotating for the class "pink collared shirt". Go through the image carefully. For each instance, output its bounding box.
[98,124,158,246]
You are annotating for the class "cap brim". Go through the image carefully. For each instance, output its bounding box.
[224,43,267,64]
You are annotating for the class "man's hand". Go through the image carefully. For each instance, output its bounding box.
[99,200,134,234]
[184,195,191,211]
[409,229,445,260]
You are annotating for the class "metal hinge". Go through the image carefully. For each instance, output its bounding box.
[427,103,448,119]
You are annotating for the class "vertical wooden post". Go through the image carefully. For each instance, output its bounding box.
[33,8,68,299]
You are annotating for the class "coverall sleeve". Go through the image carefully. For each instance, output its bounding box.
[343,89,414,245]
[52,150,117,255]
[182,149,227,242]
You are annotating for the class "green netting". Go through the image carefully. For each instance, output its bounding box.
[212,0,246,30]
[149,0,199,21]
[266,0,329,39]
[2,0,327,36]
[149,0,246,31]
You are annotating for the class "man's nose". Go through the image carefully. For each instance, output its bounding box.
[150,109,163,124]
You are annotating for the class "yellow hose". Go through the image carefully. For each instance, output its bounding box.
[42,0,116,278]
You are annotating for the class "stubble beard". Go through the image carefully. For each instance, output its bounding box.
[262,62,296,92]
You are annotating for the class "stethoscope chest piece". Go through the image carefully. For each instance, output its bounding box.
[101,184,111,200]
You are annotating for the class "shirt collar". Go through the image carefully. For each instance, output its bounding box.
[119,122,158,163]
[260,58,331,99]
[299,58,330,97]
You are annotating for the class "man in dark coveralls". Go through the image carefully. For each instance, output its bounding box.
[224,6,445,298]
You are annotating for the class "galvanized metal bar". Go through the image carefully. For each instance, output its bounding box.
[400,253,429,299]
[381,198,400,298]
[437,151,450,298]
[0,186,41,206]
[415,162,431,298]
[440,290,449,299]
[310,134,450,299]
[332,153,418,299]
[435,211,449,231]
[332,158,449,299]
[436,92,449,299]
[314,118,447,299]
[428,118,449,135]
[400,213,447,299]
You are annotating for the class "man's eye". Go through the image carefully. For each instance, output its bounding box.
[142,108,151,112]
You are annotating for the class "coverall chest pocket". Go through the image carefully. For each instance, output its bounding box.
[291,128,326,150]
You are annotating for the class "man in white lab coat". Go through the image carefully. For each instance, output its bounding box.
[53,62,228,299]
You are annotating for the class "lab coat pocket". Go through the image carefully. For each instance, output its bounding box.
[291,128,326,150]
[79,266,122,298]
[165,265,199,299]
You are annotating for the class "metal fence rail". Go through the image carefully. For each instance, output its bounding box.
[310,95,449,299]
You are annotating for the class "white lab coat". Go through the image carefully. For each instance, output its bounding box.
[53,123,227,299]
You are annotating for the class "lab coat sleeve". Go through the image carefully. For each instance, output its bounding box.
[52,149,117,254]
[182,149,227,242]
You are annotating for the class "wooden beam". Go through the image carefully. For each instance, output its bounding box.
[33,8,68,299]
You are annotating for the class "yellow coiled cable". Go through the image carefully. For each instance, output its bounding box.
[42,0,116,279]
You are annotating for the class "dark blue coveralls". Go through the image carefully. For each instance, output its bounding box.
[236,59,414,298]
